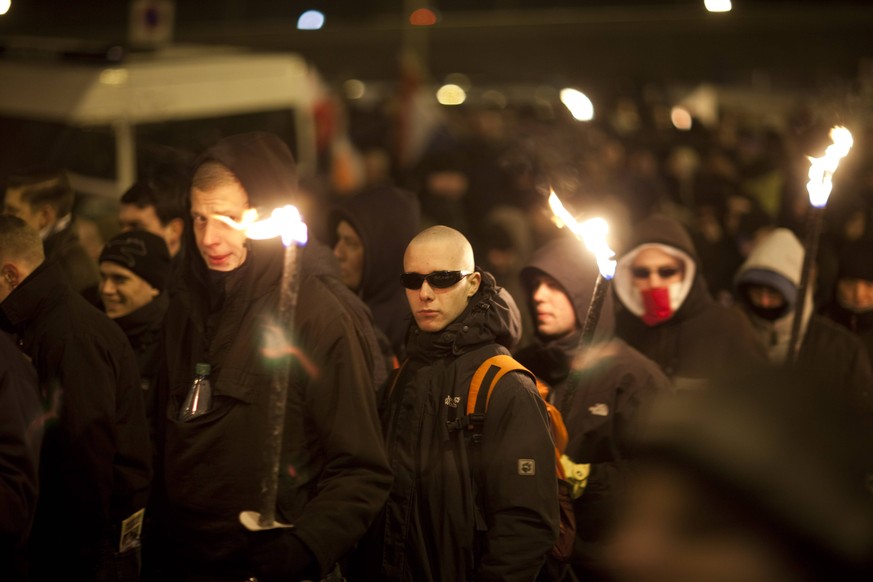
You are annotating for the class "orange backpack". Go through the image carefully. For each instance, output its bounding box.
[465,355,576,562]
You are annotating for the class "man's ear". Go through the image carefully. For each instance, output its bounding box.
[467,271,481,297]
[1,263,21,288]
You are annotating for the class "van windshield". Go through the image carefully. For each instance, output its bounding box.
[0,116,116,181]
[135,109,299,168]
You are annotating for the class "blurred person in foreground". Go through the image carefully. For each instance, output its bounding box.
[515,235,670,581]
[827,238,873,370]
[612,214,766,389]
[147,132,391,581]
[3,169,99,293]
[0,332,43,581]
[0,215,151,581]
[328,183,421,362]
[733,228,872,411]
[361,225,559,581]
[609,368,873,582]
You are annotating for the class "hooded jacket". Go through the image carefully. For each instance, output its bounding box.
[613,214,766,388]
[827,238,873,371]
[0,262,151,578]
[153,133,392,578]
[373,270,559,582]
[735,228,873,412]
[515,235,670,576]
[328,184,421,359]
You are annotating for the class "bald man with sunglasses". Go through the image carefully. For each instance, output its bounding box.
[358,226,559,582]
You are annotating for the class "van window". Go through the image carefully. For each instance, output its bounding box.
[0,116,116,181]
[135,109,299,168]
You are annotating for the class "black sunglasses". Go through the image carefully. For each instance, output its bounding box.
[400,270,473,290]
[631,266,681,280]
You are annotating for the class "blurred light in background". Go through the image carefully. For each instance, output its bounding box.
[100,69,128,86]
[560,88,594,121]
[343,79,366,100]
[297,10,325,30]
[436,84,466,106]
[0,0,10,16]
[671,106,693,130]
[704,0,732,12]
[409,8,438,27]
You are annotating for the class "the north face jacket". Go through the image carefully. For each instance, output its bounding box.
[515,235,670,578]
[372,270,559,582]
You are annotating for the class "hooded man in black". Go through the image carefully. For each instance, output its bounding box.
[515,235,670,580]
[369,226,558,581]
[328,183,421,361]
[612,214,766,388]
[149,132,392,581]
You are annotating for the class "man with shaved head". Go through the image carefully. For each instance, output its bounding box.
[360,225,559,581]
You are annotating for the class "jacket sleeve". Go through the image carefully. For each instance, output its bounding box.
[477,372,559,581]
[290,309,393,576]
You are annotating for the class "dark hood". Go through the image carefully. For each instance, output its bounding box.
[327,185,421,302]
[406,270,521,362]
[520,234,615,343]
[183,132,338,318]
[195,131,298,213]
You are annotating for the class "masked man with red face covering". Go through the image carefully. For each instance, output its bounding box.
[612,214,765,389]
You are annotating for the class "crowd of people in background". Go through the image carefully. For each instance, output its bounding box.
[1,81,873,582]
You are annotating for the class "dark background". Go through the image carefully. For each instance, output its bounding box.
[1,1,872,94]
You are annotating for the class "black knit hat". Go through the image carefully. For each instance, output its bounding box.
[99,231,171,292]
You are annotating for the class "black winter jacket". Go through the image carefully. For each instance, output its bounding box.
[0,332,42,579]
[153,132,392,579]
[516,236,670,576]
[613,214,766,387]
[0,262,151,578]
[375,271,559,582]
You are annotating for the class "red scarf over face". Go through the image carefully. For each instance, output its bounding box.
[641,287,673,326]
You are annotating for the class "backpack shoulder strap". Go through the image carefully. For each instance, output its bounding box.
[467,354,534,416]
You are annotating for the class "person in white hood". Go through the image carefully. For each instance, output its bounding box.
[734,228,873,411]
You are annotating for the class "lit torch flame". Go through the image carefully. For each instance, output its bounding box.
[548,190,616,279]
[806,126,853,209]
[215,205,308,247]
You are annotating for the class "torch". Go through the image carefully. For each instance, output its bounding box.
[786,126,853,364]
[548,191,617,412]
[214,205,309,531]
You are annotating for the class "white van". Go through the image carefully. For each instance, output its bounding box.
[0,40,319,199]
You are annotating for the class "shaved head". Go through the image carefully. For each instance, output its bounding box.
[404,226,481,332]
[404,225,475,272]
